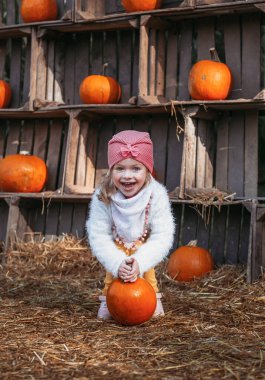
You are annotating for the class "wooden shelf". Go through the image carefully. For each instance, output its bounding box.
[0,98,265,120]
[1,192,264,205]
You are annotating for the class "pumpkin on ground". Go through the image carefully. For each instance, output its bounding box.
[0,80,12,108]
[122,0,163,12]
[106,278,157,325]
[79,75,121,105]
[20,0,58,23]
[167,240,214,282]
[0,152,48,193]
[188,48,232,100]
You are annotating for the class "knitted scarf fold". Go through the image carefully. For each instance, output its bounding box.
[110,180,153,244]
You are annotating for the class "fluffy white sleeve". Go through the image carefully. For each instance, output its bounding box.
[86,192,127,277]
[132,183,175,276]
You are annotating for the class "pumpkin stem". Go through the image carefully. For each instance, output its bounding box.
[19,150,30,155]
[209,47,220,62]
[102,62,109,76]
[187,240,198,247]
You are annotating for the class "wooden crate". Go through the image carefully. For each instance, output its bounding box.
[3,198,89,245]
[137,12,263,104]
[0,117,68,192]
[0,36,31,108]
[31,28,139,108]
[0,0,74,26]
[63,112,183,194]
[180,108,260,199]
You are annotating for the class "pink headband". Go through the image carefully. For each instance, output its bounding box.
[108,130,153,173]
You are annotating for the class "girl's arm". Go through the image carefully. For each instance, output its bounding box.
[132,184,175,276]
[86,192,128,277]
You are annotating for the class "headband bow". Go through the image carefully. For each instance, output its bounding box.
[120,144,140,158]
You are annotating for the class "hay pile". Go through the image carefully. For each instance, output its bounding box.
[0,236,264,379]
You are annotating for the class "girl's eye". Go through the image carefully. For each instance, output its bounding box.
[133,167,141,171]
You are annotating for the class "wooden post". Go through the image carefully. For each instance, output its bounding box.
[4,197,28,258]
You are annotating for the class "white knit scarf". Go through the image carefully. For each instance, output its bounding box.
[110,180,153,244]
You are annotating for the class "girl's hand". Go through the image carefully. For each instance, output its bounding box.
[118,258,140,282]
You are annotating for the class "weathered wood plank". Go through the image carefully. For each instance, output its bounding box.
[0,40,7,79]
[205,120,215,188]
[10,39,22,108]
[210,206,227,265]
[119,31,134,102]
[94,121,114,188]
[71,203,88,237]
[149,29,156,96]
[138,22,149,97]
[46,120,64,190]
[64,36,76,104]
[196,17,215,61]
[165,115,183,192]
[178,20,193,99]
[196,119,207,188]
[75,119,89,187]
[222,14,242,99]
[20,120,34,153]
[181,205,198,245]
[226,205,242,264]
[46,40,55,101]
[241,13,260,98]
[74,35,89,104]
[45,203,61,241]
[156,30,166,96]
[228,112,244,197]
[238,205,250,264]
[33,119,49,161]
[150,114,168,183]
[57,203,74,235]
[244,111,258,197]
[216,113,229,191]
[5,121,21,155]
[165,30,178,100]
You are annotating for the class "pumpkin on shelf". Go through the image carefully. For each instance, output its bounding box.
[188,47,232,100]
[122,0,163,12]
[0,152,48,193]
[0,80,12,109]
[167,240,214,282]
[79,74,121,105]
[106,278,157,325]
[20,0,58,23]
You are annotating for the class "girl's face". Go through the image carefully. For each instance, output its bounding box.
[112,158,148,198]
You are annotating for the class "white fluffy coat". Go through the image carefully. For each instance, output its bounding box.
[86,180,175,278]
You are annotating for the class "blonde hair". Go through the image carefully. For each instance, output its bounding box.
[98,168,152,204]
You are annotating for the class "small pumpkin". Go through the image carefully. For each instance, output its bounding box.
[122,0,163,12]
[20,0,58,23]
[0,80,12,108]
[167,240,214,282]
[79,74,121,105]
[106,278,157,325]
[188,48,232,100]
[0,152,48,193]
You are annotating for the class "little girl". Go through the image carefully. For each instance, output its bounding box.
[86,130,175,319]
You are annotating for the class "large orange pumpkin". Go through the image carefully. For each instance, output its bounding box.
[0,152,48,193]
[0,80,12,108]
[122,0,163,12]
[106,278,157,325]
[79,75,121,105]
[20,0,58,23]
[167,241,214,282]
[188,48,232,100]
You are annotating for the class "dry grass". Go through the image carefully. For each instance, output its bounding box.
[0,236,264,380]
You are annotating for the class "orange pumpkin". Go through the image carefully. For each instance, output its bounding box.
[0,152,48,193]
[167,240,214,282]
[0,80,12,108]
[79,75,121,105]
[20,0,58,23]
[106,278,157,325]
[188,48,232,100]
[122,0,163,12]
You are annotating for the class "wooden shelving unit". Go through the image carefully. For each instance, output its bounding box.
[0,0,264,281]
